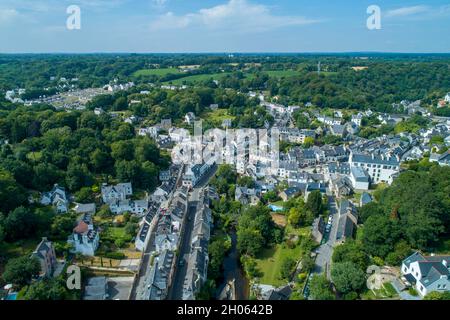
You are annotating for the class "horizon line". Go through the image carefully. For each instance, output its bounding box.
[1,51,450,55]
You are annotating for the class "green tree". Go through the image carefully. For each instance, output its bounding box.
[0,170,27,213]
[385,240,412,266]
[362,214,400,258]
[423,291,450,300]
[23,277,73,300]
[2,256,40,287]
[280,257,297,280]
[309,274,335,300]
[4,207,38,241]
[332,240,369,270]
[306,190,324,217]
[331,262,366,294]
[74,187,95,203]
[51,215,75,240]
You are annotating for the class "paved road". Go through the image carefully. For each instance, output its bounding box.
[168,164,218,300]
[130,227,157,300]
[168,202,198,300]
[312,196,339,279]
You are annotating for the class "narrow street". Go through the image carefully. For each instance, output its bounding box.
[304,195,339,299]
[312,196,339,279]
[167,164,218,300]
[129,230,156,300]
[167,202,198,300]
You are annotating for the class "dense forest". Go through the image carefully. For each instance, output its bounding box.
[1,54,449,114]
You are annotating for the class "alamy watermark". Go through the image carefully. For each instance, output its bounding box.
[170,121,280,169]
[66,5,81,30]
[367,5,382,30]
[66,265,81,290]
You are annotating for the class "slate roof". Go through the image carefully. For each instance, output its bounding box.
[328,162,350,175]
[403,252,450,288]
[31,238,53,261]
[351,166,370,182]
[352,153,399,166]
[360,193,373,206]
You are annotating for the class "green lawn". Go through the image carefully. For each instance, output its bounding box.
[255,244,302,287]
[270,200,286,208]
[262,70,302,77]
[165,72,231,85]
[107,227,128,240]
[383,282,398,297]
[361,282,399,300]
[133,68,180,77]
[201,109,236,125]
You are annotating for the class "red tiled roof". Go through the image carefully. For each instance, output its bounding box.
[74,221,89,234]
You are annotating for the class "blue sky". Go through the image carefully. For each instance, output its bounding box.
[0,0,449,53]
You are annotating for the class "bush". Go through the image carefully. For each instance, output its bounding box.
[372,256,384,266]
[114,238,127,248]
[343,292,359,300]
[297,273,307,283]
[408,287,419,296]
[280,257,297,280]
[103,252,126,260]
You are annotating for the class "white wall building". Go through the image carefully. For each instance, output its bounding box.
[401,252,450,297]
[349,152,400,184]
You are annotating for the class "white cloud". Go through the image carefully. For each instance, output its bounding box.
[150,0,319,32]
[385,5,429,17]
[0,8,19,24]
[152,0,167,7]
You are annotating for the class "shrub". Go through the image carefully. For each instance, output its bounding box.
[104,252,126,260]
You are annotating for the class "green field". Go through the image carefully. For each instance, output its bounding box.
[132,67,310,86]
[201,109,235,126]
[262,70,302,77]
[255,244,302,287]
[133,68,180,77]
[165,72,231,85]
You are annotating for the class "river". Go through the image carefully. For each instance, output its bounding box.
[216,231,250,300]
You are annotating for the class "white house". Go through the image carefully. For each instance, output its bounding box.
[349,152,400,184]
[317,115,342,126]
[429,151,450,166]
[401,252,450,297]
[445,93,450,103]
[351,113,364,127]
[101,183,132,203]
[109,199,149,215]
[182,161,214,188]
[349,166,370,191]
[40,184,69,213]
[68,215,99,256]
[184,112,196,125]
[138,126,160,139]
